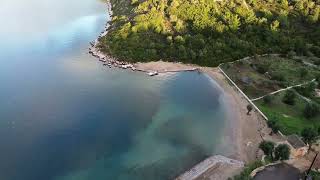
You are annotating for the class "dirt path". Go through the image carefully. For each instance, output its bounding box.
[251,79,316,102]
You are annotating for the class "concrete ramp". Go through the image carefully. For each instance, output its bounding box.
[176,155,244,180]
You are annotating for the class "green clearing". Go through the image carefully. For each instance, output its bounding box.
[255,91,320,135]
[222,55,320,136]
[221,56,319,99]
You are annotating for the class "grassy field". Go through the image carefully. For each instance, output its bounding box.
[221,55,319,99]
[255,91,320,135]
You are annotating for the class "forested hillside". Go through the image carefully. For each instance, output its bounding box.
[98,0,320,66]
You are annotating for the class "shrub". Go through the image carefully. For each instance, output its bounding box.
[223,63,231,69]
[302,127,318,151]
[299,68,308,78]
[293,58,303,63]
[274,144,290,161]
[306,51,315,57]
[271,72,286,82]
[267,119,280,134]
[316,74,320,89]
[310,46,320,57]
[310,57,320,65]
[263,95,273,104]
[256,63,270,74]
[277,81,289,88]
[287,50,296,59]
[259,141,275,158]
[314,59,320,65]
[310,171,320,180]
[316,74,320,83]
[282,90,296,105]
[131,0,139,5]
[174,35,185,44]
[233,161,263,180]
[271,123,280,134]
[295,82,316,98]
[304,103,319,119]
[247,104,253,115]
[316,74,320,88]
[166,36,173,43]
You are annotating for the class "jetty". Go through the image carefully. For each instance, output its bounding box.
[175,155,244,180]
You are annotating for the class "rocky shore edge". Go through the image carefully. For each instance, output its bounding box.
[88,1,200,76]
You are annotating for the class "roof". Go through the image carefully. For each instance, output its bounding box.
[287,134,306,149]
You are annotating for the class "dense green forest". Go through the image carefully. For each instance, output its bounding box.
[98,0,320,66]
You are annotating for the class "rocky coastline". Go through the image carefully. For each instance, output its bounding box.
[88,1,200,76]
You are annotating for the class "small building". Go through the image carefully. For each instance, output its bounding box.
[286,134,308,158]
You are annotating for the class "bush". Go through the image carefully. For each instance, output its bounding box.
[282,90,296,105]
[293,58,303,63]
[247,104,253,115]
[256,63,270,74]
[306,51,315,57]
[263,95,273,104]
[304,103,319,119]
[233,161,263,180]
[316,74,320,83]
[174,35,185,44]
[301,127,318,147]
[267,119,280,134]
[277,81,289,88]
[299,68,308,78]
[224,63,231,69]
[310,57,320,65]
[287,50,296,59]
[259,141,275,158]
[295,82,316,98]
[316,74,320,88]
[314,59,320,65]
[310,171,320,180]
[274,144,290,161]
[271,72,286,82]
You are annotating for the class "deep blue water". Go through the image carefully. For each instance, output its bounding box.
[0,0,230,180]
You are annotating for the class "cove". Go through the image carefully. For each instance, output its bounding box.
[0,0,231,179]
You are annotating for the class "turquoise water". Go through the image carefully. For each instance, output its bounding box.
[0,0,231,180]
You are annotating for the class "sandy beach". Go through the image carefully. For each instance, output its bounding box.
[91,1,285,178]
[96,57,283,164]
[124,61,279,179]
[135,62,288,179]
[129,61,272,163]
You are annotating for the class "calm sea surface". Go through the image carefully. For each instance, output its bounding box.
[0,0,231,179]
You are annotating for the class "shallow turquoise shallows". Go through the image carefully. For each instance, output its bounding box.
[0,0,231,179]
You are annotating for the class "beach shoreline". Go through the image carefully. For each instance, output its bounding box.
[93,0,262,163]
[89,0,276,178]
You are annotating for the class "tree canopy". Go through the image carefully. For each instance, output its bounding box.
[98,0,320,66]
[259,141,275,158]
[301,127,318,146]
[274,144,290,161]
